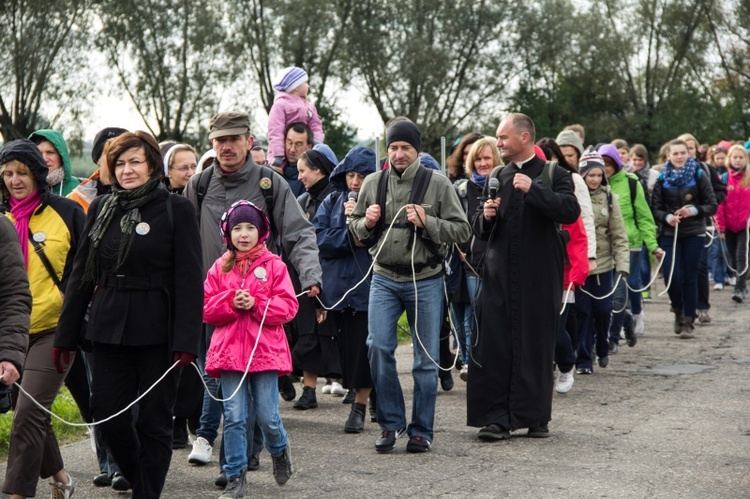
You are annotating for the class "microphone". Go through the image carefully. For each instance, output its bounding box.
[346,191,358,225]
[488,178,500,199]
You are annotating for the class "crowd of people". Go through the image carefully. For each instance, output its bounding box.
[1,64,749,499]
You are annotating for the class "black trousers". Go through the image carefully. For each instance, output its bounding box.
[91,343,179,499]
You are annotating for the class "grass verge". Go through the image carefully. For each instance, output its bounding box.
[0,387,87,461]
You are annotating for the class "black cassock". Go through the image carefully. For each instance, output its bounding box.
[467,156,579,431]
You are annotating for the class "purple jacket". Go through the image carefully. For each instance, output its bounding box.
[203,249,299,378]
[267,92,325,160]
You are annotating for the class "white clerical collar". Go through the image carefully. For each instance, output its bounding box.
[515,154,537,169]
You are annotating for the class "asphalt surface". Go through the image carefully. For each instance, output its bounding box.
[2,282,749,498]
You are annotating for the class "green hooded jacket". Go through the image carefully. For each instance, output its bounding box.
[27,129,80,197]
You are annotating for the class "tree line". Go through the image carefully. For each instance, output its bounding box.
[1,0,748,158]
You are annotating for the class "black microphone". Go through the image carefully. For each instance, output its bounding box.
[346,191,358,225]
[488,178,500,199]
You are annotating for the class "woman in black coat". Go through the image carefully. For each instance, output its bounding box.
[55,131,203,499]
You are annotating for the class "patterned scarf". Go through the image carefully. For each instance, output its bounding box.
[8,189,42,269]
[662,157,700,188]
[82,176,163,282]
[234,243,267,278]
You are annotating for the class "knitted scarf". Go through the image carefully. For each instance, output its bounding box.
[8,189,42,269]
[471,171,487,187]
[234,243,267,278]
[82,177,163,282]
[662,157,700,188]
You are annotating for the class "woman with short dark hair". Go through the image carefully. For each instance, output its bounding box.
[55,131,204,498]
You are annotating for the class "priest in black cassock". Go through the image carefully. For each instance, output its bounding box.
[467,113,580,440]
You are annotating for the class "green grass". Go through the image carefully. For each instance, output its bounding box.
[0,387,87,461]
[397,312,412,343]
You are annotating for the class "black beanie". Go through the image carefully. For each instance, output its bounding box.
[0,139,50,197]
[386,120,421,151]
[302,150,336,176]
[92,127,129,164]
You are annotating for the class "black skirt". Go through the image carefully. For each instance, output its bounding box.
[291,300,342,378]
[335,309,373,389]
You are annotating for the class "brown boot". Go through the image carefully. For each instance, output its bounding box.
[679,316,695,339]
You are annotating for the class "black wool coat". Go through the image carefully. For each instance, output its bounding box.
[55,189,203,356]
[466,156,580,431]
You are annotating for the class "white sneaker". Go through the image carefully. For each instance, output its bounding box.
[729,277,737,286]
[321,381,333,394]
[633,313,645,337]
[619,328,626,340]
[459,365,468,382]
[330,381,347,397]
[555,371,574,394]
[188,436,213,465]
[713,283,724,290]
[50,473,75,499]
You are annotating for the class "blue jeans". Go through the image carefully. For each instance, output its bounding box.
[220,371,288,479]
[196,325,222,445]
[450,275,481,365]
[576,272,614,370]
[639,245,652,292]
[609,250,641,343]
[660,235,705,319]
[707,235,729,284]
[367,273,442,441]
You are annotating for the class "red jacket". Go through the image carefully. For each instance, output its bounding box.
[563,216,589,289]
[716,169,750,234]
[203,248,299,378]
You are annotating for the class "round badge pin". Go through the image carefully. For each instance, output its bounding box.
[259,178,272,190]
[32,231,47,243]
[254,267,267,280]
[685,193,693,202]
[135,222,151,235]
[601,208,608,217]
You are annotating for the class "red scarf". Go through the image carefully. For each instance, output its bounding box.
[234,243,267,278]
[9,189,42,268]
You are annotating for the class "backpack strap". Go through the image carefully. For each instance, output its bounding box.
[28,229,63,292]
[195,165,215,222]
[534,161,557,189]
[454,179,469,215]
[372,169,391,241]
[408,164,433,205]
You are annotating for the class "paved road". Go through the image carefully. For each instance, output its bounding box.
[2,285,749,498]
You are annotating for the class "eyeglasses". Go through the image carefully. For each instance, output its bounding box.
[173,165,197,173]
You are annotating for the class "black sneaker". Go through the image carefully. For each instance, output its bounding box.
[477,424,511,441]
[375,427,405,452]
[92,473,112,487]
[248,454,260,471]
[215,471,227,488]
[527,424,550,438]
[278,375,296,402]
[293,386,317,410]
[219,471,246,499]
[439,371,454,391]
[597,356,609,368]
[271,446,293,486]
[624,321,637,347]
[111,472,131,491]
[406,435,431,453]
[733,290,744,303]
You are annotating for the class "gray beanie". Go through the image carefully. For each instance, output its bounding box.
[556,130,584,157]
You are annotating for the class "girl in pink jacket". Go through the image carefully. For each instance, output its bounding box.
[267,66,325,166]
[203,200,299,496]
[716,145,750,303]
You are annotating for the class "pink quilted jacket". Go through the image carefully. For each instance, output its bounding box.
[716,169,750,234]
[266,92,325,160]
[204,249,299,378]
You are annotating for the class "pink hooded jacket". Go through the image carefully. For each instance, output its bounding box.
[716,169,750,234]
[203,248,299,378]
[266,92,325,160]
